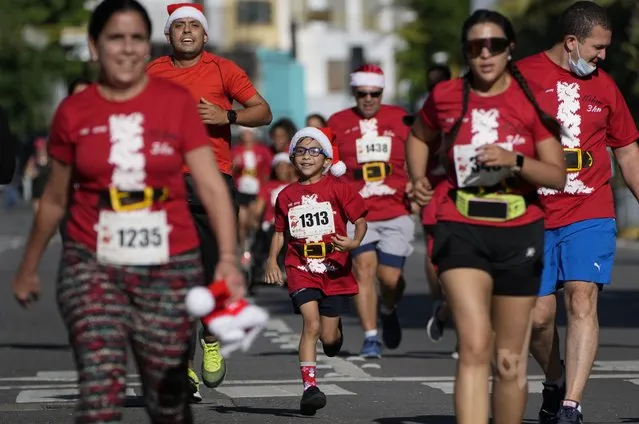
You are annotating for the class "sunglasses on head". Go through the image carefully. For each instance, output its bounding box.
[464,37,510,58]
[355,90,383,99]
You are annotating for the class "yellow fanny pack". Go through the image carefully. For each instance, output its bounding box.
[455,190,527,222]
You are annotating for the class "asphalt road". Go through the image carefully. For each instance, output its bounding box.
[1,205,639,423]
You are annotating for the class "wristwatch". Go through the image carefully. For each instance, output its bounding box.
[511,153,525,172]
[227,110,237,124]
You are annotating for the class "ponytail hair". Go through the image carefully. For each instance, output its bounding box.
[508,61,562,141]
[437,74,471,169]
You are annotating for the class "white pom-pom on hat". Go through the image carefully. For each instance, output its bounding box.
[185,286,215,318]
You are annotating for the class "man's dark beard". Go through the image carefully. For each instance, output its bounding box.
[173,45,203,61]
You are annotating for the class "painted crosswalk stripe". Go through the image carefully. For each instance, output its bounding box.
[16,388,136,403]
[215,384,356,398]
[423,381,544,394]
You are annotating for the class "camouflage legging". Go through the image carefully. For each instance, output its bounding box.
[57,241,201,424]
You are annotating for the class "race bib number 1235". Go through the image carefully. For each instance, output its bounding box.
[96,210,170,266]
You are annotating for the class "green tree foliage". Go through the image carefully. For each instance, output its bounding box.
[0,0,90,141]
[394,0,471,110]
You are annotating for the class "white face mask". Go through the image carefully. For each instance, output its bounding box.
[568,42,596,77]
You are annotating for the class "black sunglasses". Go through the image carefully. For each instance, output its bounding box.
[464,37,510,58]
[355,90,383,99]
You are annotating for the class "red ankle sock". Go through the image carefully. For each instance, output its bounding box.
[300,362,317,391]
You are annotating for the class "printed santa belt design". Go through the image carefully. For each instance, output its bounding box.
[98,187,168,212]
[295,241,336,258]
[353,162,393,182]
[563,148,593,172]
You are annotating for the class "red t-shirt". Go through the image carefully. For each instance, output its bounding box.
[420,139,448,226]
[259,179,289,224]
[328,105,411,222]
[274,175,367,295]
[231,143,273,194]
[48,77,207,255]
[147,51,258,175]
[517,52,639,229]
[419,78,552,227]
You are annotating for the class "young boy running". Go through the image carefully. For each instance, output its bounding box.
[265,126,367,416]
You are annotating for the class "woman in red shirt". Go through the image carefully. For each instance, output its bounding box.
[406,10,566,424]
[11,0,243,423]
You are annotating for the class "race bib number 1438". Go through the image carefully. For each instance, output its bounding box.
[96,210,170,266]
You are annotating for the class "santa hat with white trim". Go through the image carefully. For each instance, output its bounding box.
[350,64,385,89]
[164,3,209,35]
[288,127,347,177]
[272,152,291,167]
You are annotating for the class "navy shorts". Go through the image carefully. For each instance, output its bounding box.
[290,288,349,318]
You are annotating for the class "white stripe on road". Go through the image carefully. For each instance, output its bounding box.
[8,372,639,388]
[215,384,355,399]
[423,380,544,394]
[263,318,373,379]
[16,388,136,404]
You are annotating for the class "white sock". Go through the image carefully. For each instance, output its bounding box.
[562,400,581,412]
[364,329,378,339]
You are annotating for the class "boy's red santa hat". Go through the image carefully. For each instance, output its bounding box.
[350,64,385,88]
[288,127,347,177]
[164,3,209,34]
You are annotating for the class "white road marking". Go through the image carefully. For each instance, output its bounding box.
[264,319,372,379]
[361,363,381,369]
[422,381,544,394]
[592,360,639,372]
[16,388,136,404]
[215,384,355,398]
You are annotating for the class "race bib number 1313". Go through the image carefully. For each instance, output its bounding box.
[96,210,170,266]
[288,202,335,240]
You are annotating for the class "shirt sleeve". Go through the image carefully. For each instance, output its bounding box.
[48,102,74,164]
[273,191,287,232]
[607,82,639,148]
[222,60,258,104]
[258,182,269,202]
[418,92,440,133]
[338,180,367,223]
[179,93,210,154]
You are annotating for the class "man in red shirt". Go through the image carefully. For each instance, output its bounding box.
[328,65,412,359]
[147,3,272,400]
[517,3,639,423]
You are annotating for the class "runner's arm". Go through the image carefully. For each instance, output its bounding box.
[613,142,639,201]
[406,117,438,181]
[17,159,71,274]
[186,146,238,262]
[234,93,272,127]
[521,137,566,190]
[267,231,284,263]
[351,217,367,246]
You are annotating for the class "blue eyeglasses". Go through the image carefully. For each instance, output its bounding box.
[292,147,327,157]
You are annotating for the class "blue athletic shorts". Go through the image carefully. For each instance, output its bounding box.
[539,218,617,296]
